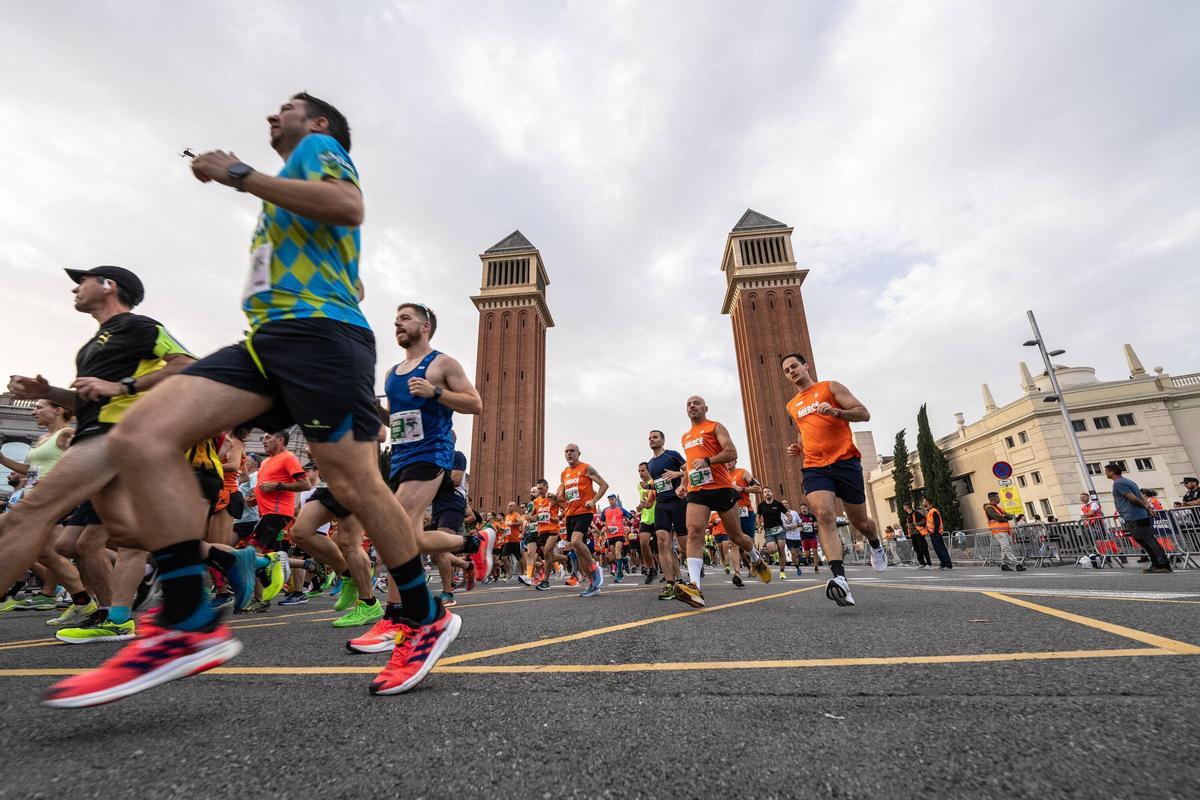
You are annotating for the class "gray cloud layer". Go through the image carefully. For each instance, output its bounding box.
[4,1,1197,506]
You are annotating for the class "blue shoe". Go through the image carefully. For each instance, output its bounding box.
[228,547,257,610]
[330,576,342,597]
[210,593,235,610]
[580,584,601,597]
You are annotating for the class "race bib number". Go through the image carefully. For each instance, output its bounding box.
[389,410,424,444]
[565,487,580,502]
[688,467,713,487]
[607,525,619,534]
[653,476,672,493]
[244,243,273,299]
[767,526,783,536]
[537,511,551,523]
[801,523,814,534]
[739,506,750,517]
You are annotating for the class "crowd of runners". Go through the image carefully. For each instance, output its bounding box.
[0,92,888,708]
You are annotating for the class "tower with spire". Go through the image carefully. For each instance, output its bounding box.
[469,230,554,512]
[719,209,814,501]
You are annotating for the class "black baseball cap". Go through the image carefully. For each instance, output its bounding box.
[64,266,145,306]
[1182,477,1198,485]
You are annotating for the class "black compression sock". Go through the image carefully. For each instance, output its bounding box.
[205,547,236,572]
[361,596,378,606]
[154,540,216,631]
[866,537,881,549]
[385,602,404,621]
[460,533,480,555]
[70,591,91,606]
[387,557,435,625]
[829,560,846,579]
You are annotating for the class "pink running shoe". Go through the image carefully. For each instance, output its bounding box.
[346,617,403,654]
[369,603,461,696]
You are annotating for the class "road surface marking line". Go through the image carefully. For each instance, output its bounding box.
[861,582,1200,602]
[983,592,1200,654]
[439,585,822,666]
[0,647,1178,678]
[0,640,63,652]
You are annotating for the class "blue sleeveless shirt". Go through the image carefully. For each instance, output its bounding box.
[384,350,455,475]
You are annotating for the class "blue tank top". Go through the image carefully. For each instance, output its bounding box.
[385,350,455,475]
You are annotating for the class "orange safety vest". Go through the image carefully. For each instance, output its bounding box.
[984,503,1012,535]
[924,507,943,535]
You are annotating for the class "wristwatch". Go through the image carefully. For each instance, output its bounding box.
[120,377,138,395]
[433,386,444,401]
[227,161,254,191]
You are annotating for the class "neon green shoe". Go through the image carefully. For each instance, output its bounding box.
[14,593,58,611]
[262,552,286,601]
[333,578,359,612]
[0,598,22,613]
[55,618,136,644]
[320,570,338,592]
[331,599,384,628]
[47,600,98,627]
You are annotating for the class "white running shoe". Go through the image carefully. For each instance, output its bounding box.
[517,575,533,586]
[825,576,855,607]
[870,546,888,572]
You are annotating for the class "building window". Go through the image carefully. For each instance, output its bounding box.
[1031,471,1042,484]
[1025,502,1036,518]
[1117,413,1135,427]
[1017,475,1027,488]
[1018,431,1028,444]
[1071,419,1086,432]
[1039,499,1054,517]
[952,474,974,497]
[1005,436,1015,448]
[1135,457,1154,471]
[1087,462,1102,475]
[1093,416,1112,429]
[887,498,896,513]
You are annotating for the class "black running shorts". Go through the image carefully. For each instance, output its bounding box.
[565,514,592,537]
[685,488,738,513]
[195,468,223,518]
[639,521,656,535]
[311,487,351,520]
[801,457,866,506]
[538,531,560,550]
[63,500,103,528]
[500,542,522,561]
[184,318,380,444]
[251,513,291,551]
[654,499,687,534]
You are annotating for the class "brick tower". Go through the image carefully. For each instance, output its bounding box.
[469,231,554,513]
[719,209,814,501]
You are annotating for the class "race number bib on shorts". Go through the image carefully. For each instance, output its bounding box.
[688,467,713,487]
[389,410,424,444]
[244,243,273,299]
[565,487,580,502]
[653,476,672,493]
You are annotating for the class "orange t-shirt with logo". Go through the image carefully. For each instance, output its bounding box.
[560,462,595,517]
[681,420,731,491]
[786,381,862,468]
[532,496,560,533]
[709,511,726,535]
[503,512,524,544]
[601,506,626,540]
[730,467,753,509]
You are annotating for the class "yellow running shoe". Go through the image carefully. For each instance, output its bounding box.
[48,600,98,627]
[262,552,287,601]
[752,558,772,584]
[673,581,706,608]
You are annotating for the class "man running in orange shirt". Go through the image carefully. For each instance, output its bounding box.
[530,479,566,590]
[674,396,771,608]
[500,502,525,581]
[555,443,609,597]
[781,354,887,608]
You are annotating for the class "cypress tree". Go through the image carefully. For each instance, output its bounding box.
[916,404,964,531]
[891,428,914,526]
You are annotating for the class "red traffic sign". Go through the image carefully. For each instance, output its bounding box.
[992,461,1013,480]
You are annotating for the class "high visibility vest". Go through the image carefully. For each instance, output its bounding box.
[985,504,1012,535]
[924,507,942,535]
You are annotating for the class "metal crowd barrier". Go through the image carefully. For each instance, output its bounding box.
[836,508,1200,570]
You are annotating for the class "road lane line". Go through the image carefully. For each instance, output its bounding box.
[983,592,1200,654]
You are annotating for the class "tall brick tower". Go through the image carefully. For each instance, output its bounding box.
[719,209,814,500]
[469,231,554,513]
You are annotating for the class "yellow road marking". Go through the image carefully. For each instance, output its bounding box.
[227,622,289,631]
[439,585,821,666]
[984,592,1200,654]
[0,640,63,652]
[0,636,63,647]
[0,646,1181,678]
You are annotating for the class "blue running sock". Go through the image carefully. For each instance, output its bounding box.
[153,540,216,631]
[108,605,131,625]
[255,555,272,570]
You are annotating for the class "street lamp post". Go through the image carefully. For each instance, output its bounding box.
[1024,310,1098,501]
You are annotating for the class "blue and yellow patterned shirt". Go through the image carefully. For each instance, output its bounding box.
[243,133,368,331]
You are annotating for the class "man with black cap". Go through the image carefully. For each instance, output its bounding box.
[1181,477,1200,508]
[1103,462,1171,573]
[0,265,209,640]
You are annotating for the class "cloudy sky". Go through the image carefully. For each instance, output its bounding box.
[4,1,1198,504]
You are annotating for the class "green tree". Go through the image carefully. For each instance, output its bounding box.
[916,404,964,531]
[891,428,914,528]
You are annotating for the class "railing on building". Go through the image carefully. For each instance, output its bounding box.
[840,508,1200,570]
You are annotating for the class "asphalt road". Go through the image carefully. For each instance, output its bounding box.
[2,564,1199,799]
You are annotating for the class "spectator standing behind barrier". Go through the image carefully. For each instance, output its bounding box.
[1180,477,1200,507]
[922,497,953,569]
[903,502,932,568]
[984,492,1025,572]
[882,525,900,565]
[1104,463,1171,573]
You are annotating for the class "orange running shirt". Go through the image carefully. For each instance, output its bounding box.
[503,512,524,544]
[709,511,726,535]
[681,420,731,491]
[730,467,753,509]
[560,462,596,517]
[532,496,560,533]
[786,381,862,469]
[601,506,626,539]
[255,450,306,518]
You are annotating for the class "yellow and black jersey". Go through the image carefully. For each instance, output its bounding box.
[72,312,192,441]
[185,437,224,480]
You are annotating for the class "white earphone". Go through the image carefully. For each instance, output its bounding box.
[101,279,113,291]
